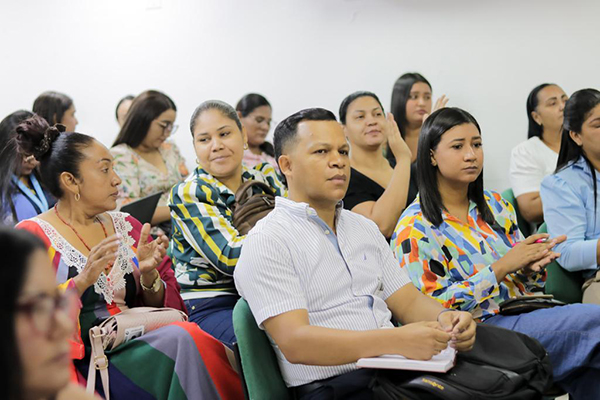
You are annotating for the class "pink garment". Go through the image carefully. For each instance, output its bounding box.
[242,149,280,172]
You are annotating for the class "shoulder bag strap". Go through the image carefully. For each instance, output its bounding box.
[87,326,111,400]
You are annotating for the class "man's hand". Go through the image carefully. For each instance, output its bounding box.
[437,311,476,352]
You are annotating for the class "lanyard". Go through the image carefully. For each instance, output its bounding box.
[12,174,49,213]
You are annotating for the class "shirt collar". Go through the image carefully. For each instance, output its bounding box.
[194,164,261,197]
[275,197,343,220]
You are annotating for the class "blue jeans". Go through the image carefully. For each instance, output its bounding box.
[183,296,238,348]
[484,304,600,400]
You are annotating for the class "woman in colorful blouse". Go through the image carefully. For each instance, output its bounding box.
[169,100,286,348]
[0,110,55,225]
[236,93,279,171]
[15,114,242,400]
[111,90,189,233]
[541,89,600,304]
[392,107,600,399]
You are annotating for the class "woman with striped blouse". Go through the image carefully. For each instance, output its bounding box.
[169,100,286,348]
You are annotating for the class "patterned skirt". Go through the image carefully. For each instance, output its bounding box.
[77,321,243,399]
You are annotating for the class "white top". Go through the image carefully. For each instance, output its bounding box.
[509,136,558,197]
[234,197,411,387]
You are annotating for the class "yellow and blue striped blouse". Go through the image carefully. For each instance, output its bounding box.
[169,163,286,300]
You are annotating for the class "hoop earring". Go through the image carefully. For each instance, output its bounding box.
[75,193,81,202]
[243,143,249,150]
[195,158,200,164]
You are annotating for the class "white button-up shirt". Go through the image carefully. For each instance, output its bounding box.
[234,197,411,387]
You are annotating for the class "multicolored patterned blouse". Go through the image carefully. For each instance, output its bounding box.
[17,213,242,400]
[169,163,286,300]
[111,141,189,209]
[392,190,546,321]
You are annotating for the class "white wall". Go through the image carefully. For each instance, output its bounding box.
[1,0,599,191]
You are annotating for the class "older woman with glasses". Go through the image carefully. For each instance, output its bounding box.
[111,90,189,234]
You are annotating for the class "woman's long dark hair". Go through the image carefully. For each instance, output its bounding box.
[417,107,494,227]
[113,90,176,148]
[390,73,432,137]
[526,83,554,139]
[235,93,275,157]
[0,110,34,224]
[555,88,600,212]
[0,227,47,400]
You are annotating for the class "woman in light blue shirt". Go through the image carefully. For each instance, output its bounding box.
[0,111,54,225]
[541,88,600,304]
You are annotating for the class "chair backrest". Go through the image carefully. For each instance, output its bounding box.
[538,223,584,303]
[232,298,292,400]
[501,188,532,238]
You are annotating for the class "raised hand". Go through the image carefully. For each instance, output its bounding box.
[137,223,168,276]
[385,112,412,161]
[422,94,449,122]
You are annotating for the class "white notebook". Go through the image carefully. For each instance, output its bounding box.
[356,347,456,373]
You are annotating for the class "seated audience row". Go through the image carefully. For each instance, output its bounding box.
[13,114,242,399]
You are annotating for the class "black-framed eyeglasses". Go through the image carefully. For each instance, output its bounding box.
[16,290,78,336]
[157,122,179,135]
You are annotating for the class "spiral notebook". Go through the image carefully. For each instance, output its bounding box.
[357,347,456,373]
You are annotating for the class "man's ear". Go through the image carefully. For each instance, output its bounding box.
[569,130,583,147]
[278,154,292,182]
[59,171,80,197]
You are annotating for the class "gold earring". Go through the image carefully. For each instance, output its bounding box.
[196,158,200,164]
[75,193,81,202]
[243,143,249,150]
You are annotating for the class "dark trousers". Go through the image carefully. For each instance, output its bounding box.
[294,369,377,400]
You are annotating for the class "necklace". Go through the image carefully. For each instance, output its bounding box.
[53,204,108,251]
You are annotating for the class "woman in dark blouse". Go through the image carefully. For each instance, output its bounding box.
[340,91,413,239]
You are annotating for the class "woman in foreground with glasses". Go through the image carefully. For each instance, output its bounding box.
[3,226,98,400]
[15,114,242,399]
[111,90,189,234]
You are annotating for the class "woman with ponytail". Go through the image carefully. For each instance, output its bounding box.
[541,88,600,304]
[14,115,242,399]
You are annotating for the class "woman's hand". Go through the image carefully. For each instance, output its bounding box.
[492,234,565,281]
[137,223,168,277]
[74,235,121,295]
[422,95,449,123]
[385,112,412,161]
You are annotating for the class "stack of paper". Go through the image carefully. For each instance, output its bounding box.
[356,347,456,373]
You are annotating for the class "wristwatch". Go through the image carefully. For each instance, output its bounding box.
[141,271,162,293]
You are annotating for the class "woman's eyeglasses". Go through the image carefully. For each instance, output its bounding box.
[157,122,179,135]
[16,290,78,336]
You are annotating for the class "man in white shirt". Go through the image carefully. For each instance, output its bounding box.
[234,108,476,399]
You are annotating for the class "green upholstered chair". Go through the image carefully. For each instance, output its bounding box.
[537,223,584,304]
[232,298,292,400]
[501,188,533,238]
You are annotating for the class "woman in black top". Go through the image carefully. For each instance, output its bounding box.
[340,91,412,239]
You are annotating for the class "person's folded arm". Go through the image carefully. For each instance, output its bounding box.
[541,175,599,272]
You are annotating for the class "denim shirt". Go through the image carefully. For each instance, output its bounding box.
[541,156,600,278]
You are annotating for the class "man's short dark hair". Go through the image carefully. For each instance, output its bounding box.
[274,108,337,163]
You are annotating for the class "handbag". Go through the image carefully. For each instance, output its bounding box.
[499,294,566,316]
[231,180,276,235]
[86,307,188,399]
